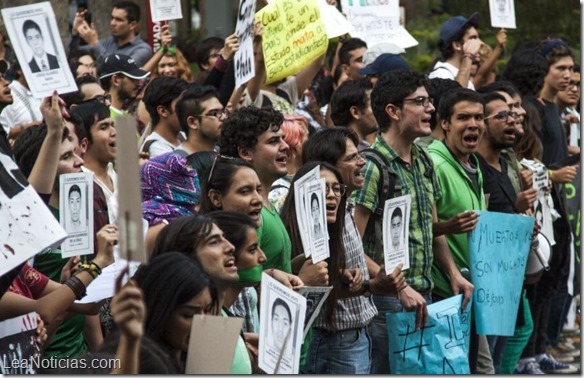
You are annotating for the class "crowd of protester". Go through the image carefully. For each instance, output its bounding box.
[0,0,580,374]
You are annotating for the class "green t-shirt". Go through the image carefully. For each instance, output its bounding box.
[33,207,88,361]
[221,309,252,374]
[257,205,292,273]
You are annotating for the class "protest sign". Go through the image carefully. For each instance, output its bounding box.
[305,178,329,264]
[387,295,471,374]
[259,273,306,374]
[520,159,548,195]
[234,0,256,88]
[255,0,328,84]
[0,312,41,374]
[339,0,417,49]
[2,2,77,99]
[293,166,321,257]
[468,211,534,335]
[298,286,332,338]
[115,116,146,263]
[0,152,67,277]
[185,315,243,374]
[489,0,516,29]
[60,172,93,258]
[383,194,411,273]
[317,0,354,38]
[149,0,182,22]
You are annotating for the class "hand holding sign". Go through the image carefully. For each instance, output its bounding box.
[397,286,428,331]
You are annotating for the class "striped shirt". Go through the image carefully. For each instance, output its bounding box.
[314,200,378,331]
[352,135,441,292]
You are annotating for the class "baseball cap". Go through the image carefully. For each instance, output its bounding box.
[0,59,9,74]
[99,54,150,80]
[363,43,406,66]
[358,53,409,76]
[439,12,479,46]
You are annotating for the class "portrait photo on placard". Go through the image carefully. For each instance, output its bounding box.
[383,194,411,273]
[307,183,326,242]
[59,172,93,258]
[489,0,516,29]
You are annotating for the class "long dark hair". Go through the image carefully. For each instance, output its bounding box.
[280,161,347,330]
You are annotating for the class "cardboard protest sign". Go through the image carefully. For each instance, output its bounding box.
[298,286,332,338]
[115,116,146,263]
[305,178,329,263]
[234,0,256,88]
[149,0,183,22]
[0,152,67,277]
[1,2,77,99]
[255,0,329,84]
[339,0,417,49]
[293,166,321,257]
[59,172,94,258]
[489,0,516,29]
[387,295,471,374]
[259,273,306,374]
[468,211,534,336]
[0,312,42,374]
[185,315,243,374]
[383,194,411,273]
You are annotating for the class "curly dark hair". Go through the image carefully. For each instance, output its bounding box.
[219,107,284,157]
[371,70,429,132]
[13,124,69,178]
[501,47,548,97]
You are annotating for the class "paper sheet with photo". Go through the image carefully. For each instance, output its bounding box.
[383,194,411,274]
[0,153,67,277]
[489,0,516,29]
[293,166,321,257]
[259,273,306,374]
[59,172,94,258]
[234,0,256,88]
[520,158,549,195]
[1,2,77,99]
[305,179,329,263]
[186,315,243,374]
[0,312,41,374]
[149,0,183,22]
[298,286,332,338]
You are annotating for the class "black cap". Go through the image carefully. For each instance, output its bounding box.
[99,54,149,80]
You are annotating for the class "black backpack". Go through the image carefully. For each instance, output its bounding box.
[360,146,434,264]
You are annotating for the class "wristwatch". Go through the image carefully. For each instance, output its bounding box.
[363,280,372,297]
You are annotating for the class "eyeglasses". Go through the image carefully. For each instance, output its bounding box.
[325,183,346,197]
[194,109,229,119]
[484,110,519,121]
[207,154,238,185]
[343,152,365,164]
[79,94,112,105]
[568,80,581,89]
[402,96,434,108]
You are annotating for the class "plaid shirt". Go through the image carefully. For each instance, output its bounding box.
[352,135,441,292]
[314,200,378,331]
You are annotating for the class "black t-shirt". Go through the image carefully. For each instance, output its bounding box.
[526,97,569,166]
[476,154,517,213]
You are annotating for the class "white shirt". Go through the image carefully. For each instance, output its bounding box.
[82,163,118,223]
[429,61,476,90]
[0,81,43,134]
[140,131,177,158]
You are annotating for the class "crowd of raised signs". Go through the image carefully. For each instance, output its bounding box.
[0,0,581,375]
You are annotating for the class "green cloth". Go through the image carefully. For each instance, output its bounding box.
[352,135,441,292]
[33,207,88,361]
[500,291,533,374]
[258,204,292,274]
[221,309,252,374]
[299,326,312,368]
[427,140,486,298]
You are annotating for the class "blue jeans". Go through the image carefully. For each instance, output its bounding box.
[301,326,371,374]
[368,293,432,374]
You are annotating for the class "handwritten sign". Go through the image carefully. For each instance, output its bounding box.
[255,0,328,84]
[234,0,256,88]
[339,0,418,49]
[489,0,516,29]
[468,211,534,336]
[387,295,471,374]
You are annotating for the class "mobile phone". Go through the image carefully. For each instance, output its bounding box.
[84,11,92,24]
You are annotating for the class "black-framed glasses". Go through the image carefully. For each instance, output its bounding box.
[207,154,238,185]
[402,96,434,107]
[568,80,581,89]
[343,152,365,164]
[194,109,229,119]
[485,110,518,121]
[325,183,346,197]
[79,94,111,105]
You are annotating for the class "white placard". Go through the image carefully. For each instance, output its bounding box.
[317,0,354,38]
[298,286,332,338]
[520,158,549,195]
[305,178,330,264]
[382,194,411,274]
[59,172,93,258]
[149,0,183,22]
[0,312,41,374]
[0,152,67,277]
[259,273,306,374]
[489,0,516,29]
[234,0,256,88]
[1,2,77,99]
[340,0,418,49]
[293,166,321,257]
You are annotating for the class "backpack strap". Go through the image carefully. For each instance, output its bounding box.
[361,148,401,215]
[140,139,157,154]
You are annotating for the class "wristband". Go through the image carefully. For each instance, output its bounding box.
[64,276,87,300]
